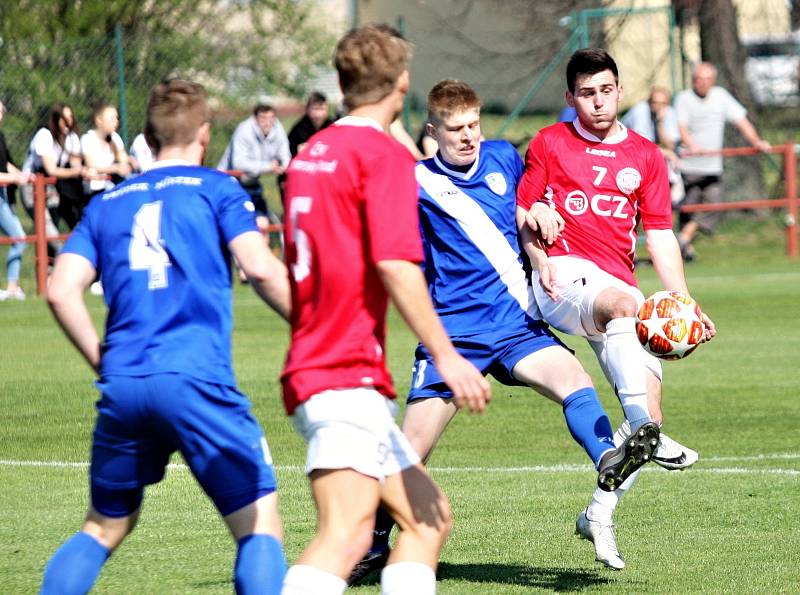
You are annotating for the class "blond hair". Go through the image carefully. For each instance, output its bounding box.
[145,79,209,154]
[334,24,411,110]
[426,79,481,126]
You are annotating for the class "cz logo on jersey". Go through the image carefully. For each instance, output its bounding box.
[484,172,507,195]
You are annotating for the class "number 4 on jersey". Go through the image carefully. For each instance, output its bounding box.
[129,201,171,289]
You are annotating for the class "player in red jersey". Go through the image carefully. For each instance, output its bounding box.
[517,48,716,570]
[280,25,490,594]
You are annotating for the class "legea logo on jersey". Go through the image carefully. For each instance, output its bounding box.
[309,142,328,157]
[616,167,641,195]
[485,172,507,195]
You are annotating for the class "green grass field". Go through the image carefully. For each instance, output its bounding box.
[1,216,799,593]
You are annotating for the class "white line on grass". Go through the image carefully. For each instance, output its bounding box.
[2,455,799,476]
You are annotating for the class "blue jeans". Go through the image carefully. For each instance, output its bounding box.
[0,188,26,283]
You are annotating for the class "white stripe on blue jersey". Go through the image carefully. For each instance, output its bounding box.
[416,140,540,337]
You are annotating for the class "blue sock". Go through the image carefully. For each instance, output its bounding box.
[234,534,286,595]
[371,506,395,554]
[562,388,616,468]
[40,531,110,595]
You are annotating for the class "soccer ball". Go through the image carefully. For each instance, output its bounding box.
[636,291,705,360]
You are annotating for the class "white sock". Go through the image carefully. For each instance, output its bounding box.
[281,564,346,595]
[381,562,436,595]
[604,318,652,429]
[588,419,644,523]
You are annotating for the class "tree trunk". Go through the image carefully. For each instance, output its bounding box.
[697,0,765,214]
[697,0,755,111]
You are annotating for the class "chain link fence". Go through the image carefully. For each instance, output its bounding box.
[0,29,279,171]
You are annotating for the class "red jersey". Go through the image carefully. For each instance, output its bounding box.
[280,117,423,414]
[517,120,672,286]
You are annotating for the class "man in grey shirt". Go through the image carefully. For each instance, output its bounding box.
[674,62,770,260]
[218,103,291,224]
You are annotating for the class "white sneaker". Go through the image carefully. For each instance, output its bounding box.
[0,287,25,301]
[576,509,625,570]
[653,432,699,470]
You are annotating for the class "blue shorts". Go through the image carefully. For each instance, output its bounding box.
[90,373,277,518]
[408,319,568,402]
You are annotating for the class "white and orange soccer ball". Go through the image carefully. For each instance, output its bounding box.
[636,291,705,360]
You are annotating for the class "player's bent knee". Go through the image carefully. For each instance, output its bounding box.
[607,292,638,319]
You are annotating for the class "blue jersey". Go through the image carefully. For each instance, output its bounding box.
[64,160,258,386]
[416,140,538,336]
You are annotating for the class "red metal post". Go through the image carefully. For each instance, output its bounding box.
[33,175,49,296]
[784,142,798,258]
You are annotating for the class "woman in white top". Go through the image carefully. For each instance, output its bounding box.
[128,133,154,173]
[81,102,130,195]
[22,102,85,232]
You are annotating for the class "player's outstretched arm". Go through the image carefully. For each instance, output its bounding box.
[376,259,491,413]
[517,207,559,301]
[47,253,102,374]
[230,231,291,321]
[646,229,716,341]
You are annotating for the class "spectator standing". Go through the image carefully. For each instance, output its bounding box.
[287,92,334,157]
[128,133,154,173]
[217,104,290,226]
[674,62,770,260]
[0,100,31,300]
[21,103,85,236]
[81,102,131,198]
[622,86,683,203]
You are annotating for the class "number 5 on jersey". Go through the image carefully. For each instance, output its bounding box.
[129,201,171,289]
[289,197,312,282]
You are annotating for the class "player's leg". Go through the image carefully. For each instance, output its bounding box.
[496,323,656,490]
[592,286,654,432]
[352,396,457,579]
[172,376,286,595]
[40,506,140,595]
[510,344,616,467]
[349,378,459,585]
[378,463,452,595]
[588,336,698,469]
[283,468,381,590]
[284,388,411,594]
[41,376,160,594]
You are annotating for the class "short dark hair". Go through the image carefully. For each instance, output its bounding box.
[306,91,327,107]
[566,48,619,94]
[253,103,275,117]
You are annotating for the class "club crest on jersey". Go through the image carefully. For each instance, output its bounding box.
[616,167,641,195]
[309,142,328,157]
[485,172,507,195]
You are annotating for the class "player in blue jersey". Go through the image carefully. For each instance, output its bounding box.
[348,79,659,584]
[40,79,291,595]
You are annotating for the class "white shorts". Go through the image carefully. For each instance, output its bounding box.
[533,255,662,383]
[532,255,645,337]
[290,387,420,480]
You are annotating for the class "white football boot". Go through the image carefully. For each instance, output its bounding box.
[652,432,699,470]
[576,509,625,570]
[614,420,699,471]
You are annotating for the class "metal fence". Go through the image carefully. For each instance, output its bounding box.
[0,26,252,170]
